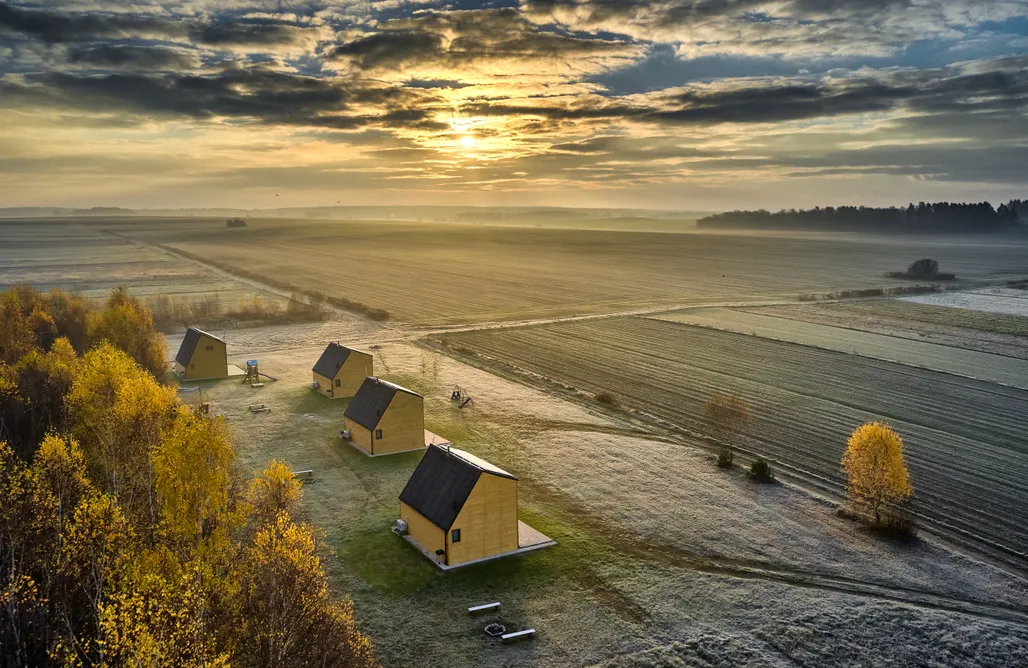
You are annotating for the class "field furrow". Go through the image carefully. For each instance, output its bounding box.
[438,317,1028,566]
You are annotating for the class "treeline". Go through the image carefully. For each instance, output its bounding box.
[146,292,327,334]
[698,200,1025,233]
[0,286,376,667]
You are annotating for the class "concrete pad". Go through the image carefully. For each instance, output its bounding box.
[425,430,452,447]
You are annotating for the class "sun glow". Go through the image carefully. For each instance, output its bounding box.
[460,135,476,148]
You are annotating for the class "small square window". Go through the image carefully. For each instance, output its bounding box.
[335,379,341,387]
[451,529,461,543]
[205,345,214,351]
[375,429,383,439]
[190,363,195,369]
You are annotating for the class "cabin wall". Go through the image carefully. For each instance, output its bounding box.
[400,502,445,562]
[370,392,425,455]
[446,474,518,566]
[312,371,335,398]
[182,335,227,379]
[336,352,373,399]
[343,419,373,454]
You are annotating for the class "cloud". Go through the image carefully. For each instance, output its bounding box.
[328,8,643,80]
[187,19,325,50]
[67,44,202,71]
[0,1,184,42]
[521,0,1028,59]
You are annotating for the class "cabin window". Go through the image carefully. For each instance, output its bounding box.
[451,529,461,543]
[190,364,195,369]
[205,345,214,351]
[375,429,383,439]
[335,379,341,387]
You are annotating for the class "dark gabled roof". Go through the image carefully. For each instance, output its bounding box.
[343,377,421,430]
[398,445,516,530]
[312,342,354,378]
[175,327,222,366]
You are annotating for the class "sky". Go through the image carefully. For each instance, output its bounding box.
[1,0,1027,211]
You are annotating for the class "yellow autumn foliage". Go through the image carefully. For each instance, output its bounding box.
[245,459,303,526]
[841,421,913,522]
[0,285,378,667]
[154,409,234,546]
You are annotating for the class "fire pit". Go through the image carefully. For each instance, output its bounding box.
[483,623,506,637]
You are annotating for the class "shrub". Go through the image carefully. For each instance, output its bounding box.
[717,447,733,468]
[908,258,938,276]
[595,391,618,406]
[749,457,774,483]
[869,508,920,543]
[227,218,247,228]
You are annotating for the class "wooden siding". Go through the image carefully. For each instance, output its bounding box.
[313,350,372,399]
[313,371,335,398]
[446,473,518,566]
[367,391,424,455]
[180,334,227,379]
[400,501,444,562]
[344,420,373,454]
[336,351,373,398]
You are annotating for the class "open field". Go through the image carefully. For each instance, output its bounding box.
[903,287,1028,317]
[741,300,1028,359]
[650,306,1028,387]
[170,328,1028,667]
[0,219,307,329]
[434,317,1028,569]
[9,216,1028,665]
[106,217,1028,325]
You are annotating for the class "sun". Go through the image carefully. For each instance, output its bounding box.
[460,135,476,148]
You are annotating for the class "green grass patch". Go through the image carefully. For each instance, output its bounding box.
[337,506,439,596]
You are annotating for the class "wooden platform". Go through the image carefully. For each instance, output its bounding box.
[424,430,451,447]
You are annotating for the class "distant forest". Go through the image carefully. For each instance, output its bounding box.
[698,200,1027,233]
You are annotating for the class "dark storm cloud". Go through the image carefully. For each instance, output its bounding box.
[0,1,183,42]
[68,45,200,71]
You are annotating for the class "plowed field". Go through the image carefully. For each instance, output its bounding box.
[438,317,1028,567]
[113,218,1028,324]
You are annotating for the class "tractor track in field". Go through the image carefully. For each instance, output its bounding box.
[654,546,1028,625]
[525,478,1028,627]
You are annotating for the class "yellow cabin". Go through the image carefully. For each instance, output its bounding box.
[174,327,227,380]
[312,342,373,399]
[398,445,519,567]
[343,377,425,456]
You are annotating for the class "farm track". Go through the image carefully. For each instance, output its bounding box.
[524,475,1028,627]
[436,318,1028,571]
[650,545,1028,625]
